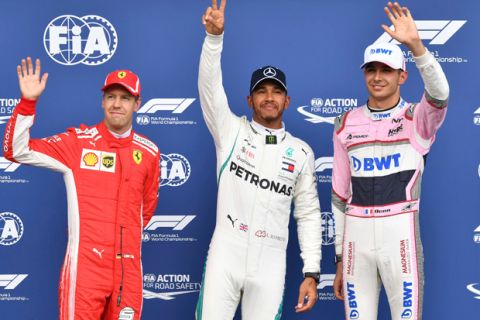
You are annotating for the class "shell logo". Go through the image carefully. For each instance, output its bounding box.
[83,152,99,167]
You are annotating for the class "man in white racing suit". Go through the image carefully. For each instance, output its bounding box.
[332,3,449,320]
[195,1,322,319]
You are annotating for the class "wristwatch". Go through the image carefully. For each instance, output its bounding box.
[334,254,343,265]
[304,272,320,284]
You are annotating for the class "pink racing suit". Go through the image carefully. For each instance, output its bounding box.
[332,50,449,320]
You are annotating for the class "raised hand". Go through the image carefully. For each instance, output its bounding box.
[382,2,425,56]
[202,0,226,35]
[17,57,48,100]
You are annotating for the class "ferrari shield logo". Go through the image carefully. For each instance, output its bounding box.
[133,150,142,165]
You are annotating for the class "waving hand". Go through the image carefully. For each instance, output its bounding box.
[382,2,425,56]
[17,57,48,100]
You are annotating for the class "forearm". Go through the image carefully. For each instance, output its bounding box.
[294,152,322,273]
[3,98,37,162]
[414,49,449,101]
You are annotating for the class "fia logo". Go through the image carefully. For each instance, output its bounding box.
[160,153,191,187]
[0,212,24,246]
[44,15,118,66]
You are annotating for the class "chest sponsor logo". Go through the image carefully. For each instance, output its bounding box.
[388,124,404,137]
[133,150,143,165]
[281,161,295,173]
[229,161,292,196]
[346,133,369,140]
[80,149,116,172]
[351,153,401,171]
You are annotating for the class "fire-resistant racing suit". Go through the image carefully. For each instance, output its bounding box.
[332,50,449,320]
[195,33,322,320]
[3,98,160,320]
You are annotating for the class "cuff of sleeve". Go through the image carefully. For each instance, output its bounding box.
[205,31,224,43]
[413,49,435,68]
[16,98,37,115]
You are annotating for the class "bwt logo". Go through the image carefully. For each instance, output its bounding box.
[145,215,196,231]
[317,274,335,290]
[370,48,392,55]
[401,281,413,319]
[44,15,118,66]
[467,283,480,300]
[0,157,21,172]
[0,212,24,246]
[376,20,466,45]
[352,153,401,171]
[0,274,28,290]
[321,212,335,246]
[315,157,333,173]
[160,153,191,187]
[347,282,359,319]
[137,99,196,115]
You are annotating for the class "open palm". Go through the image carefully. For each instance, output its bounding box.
[17,57,48,100]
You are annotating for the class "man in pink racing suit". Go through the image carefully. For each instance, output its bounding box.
[332,3,449,320]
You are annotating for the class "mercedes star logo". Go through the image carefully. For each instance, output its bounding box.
[263,67,276,77]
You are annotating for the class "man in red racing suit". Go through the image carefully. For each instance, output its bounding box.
[3,58,160,320]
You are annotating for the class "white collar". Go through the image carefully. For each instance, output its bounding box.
[109,127,132,139]
[250,120,285,136]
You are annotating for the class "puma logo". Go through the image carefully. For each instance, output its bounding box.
[93,248,104,259]
[227,214,237,228]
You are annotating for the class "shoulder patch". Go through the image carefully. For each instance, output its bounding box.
[405,103,417,120]
[334,111,349,133]
[133,133,159,154]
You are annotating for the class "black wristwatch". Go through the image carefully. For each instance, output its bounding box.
[304,272,320,284]
[334,254,343,265]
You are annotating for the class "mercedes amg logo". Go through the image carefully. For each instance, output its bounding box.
[263,67,276,77]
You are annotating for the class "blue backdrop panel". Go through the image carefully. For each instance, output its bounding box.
[0,0,479,319]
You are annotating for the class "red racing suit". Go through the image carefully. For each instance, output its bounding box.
[332,50,449,320]
[3,98,160,320]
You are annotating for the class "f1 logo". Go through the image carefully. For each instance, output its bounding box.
[0,274,28,289]
[317,274,335,290]
[137,98,196,114]
[376,20,466,45]
[145,215,196,231]
[0,157,21,172]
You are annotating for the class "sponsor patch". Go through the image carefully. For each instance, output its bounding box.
[80,149,116,172]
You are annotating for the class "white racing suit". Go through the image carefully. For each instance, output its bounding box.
[195,33,322,320]
[332,50,449,320]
